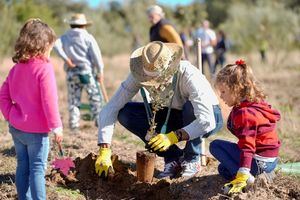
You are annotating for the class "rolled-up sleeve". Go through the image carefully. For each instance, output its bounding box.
[88,35,104,74]
[181,72,216,140]
[53,38,69,61]
[98,74,141,144]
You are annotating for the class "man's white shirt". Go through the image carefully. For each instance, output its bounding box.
[98,61,219,144]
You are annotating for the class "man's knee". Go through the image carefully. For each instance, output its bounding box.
[209,139,223,156]
[117,108,128,126]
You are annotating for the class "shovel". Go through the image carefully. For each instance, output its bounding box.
[51,142,75,176]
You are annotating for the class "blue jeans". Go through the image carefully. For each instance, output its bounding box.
[9,125,49,200]
[118,101,223,163]
[209,139,278,180]
[214,52,226,71]
[202,53,215,75]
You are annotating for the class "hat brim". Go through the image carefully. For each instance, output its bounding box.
[67,20,92,26]
[130,43,182,86]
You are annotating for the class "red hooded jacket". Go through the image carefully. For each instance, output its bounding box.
[227,101,281,168]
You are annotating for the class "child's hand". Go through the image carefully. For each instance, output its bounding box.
[52,127,63,144]
[54,132,63,144]
[222,168,254,195]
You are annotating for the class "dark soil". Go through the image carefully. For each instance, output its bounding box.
[47,153,300,200]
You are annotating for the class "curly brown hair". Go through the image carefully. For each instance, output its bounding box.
[12,18,56,63]
[215,62,266,103]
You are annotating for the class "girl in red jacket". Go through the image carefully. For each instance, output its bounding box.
[209,59,281,194]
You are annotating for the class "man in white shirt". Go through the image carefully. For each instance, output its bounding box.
[95,41,223,179]
[195,20,217,75]
[54,13,106,131]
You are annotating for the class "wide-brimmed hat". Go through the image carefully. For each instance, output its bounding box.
[130,41,183,87]
[66,13,92,26]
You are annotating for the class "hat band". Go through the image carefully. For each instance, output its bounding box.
[143,53,172,77]
[69,19,88,24]
[143,67,160,77]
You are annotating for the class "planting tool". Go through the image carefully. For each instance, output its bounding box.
[99,79,109,103]
[80,76,108,121]
[52,142,75,176]
[196,38,207,166]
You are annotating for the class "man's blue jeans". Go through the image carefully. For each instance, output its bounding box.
[209,139,278,180]
[202,53,215,75]
[118,101,223,163]
[9,125,49,200]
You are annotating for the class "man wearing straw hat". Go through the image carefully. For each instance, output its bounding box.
[54,13,106,132]
[95,41,223,179]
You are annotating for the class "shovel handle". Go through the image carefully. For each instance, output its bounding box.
[57,142,64,157]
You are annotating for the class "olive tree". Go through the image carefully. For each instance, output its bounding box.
[222,1,300,65]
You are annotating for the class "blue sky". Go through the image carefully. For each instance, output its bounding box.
[86,0,194,8]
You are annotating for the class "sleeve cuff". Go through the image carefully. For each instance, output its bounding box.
[240,155,253,168]
[51,127,63,134]
[238,167,250,174]
[98,125,113,144]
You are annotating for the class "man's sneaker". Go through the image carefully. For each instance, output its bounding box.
[157,160,181,179]
[180,160,201,178]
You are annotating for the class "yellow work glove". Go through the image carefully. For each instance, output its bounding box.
[223,168,254,195]
[148,131,178,152]
[95,148,114,177]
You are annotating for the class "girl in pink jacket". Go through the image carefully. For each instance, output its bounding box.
[0,19,63,200]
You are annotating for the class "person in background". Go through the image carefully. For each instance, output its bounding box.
[214,30,227,72]
[180,29,193,61]
[0,19,63,200]
[54,13,106,132]
[147,5,185,59]
[210,59,281,195]
[194,20,217,76]
[259,39,268,63]
[95,41,222,179]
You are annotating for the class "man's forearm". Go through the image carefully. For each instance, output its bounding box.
[175,129,190,141]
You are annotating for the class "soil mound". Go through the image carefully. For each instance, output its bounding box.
[47,153,300,200]
[48,153,173,199]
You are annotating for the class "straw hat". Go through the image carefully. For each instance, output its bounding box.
[67,13,92,26]
[130,41,183,87]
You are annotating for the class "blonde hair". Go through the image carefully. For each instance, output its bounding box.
[12,18,56,63]
[215,61,266,103]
